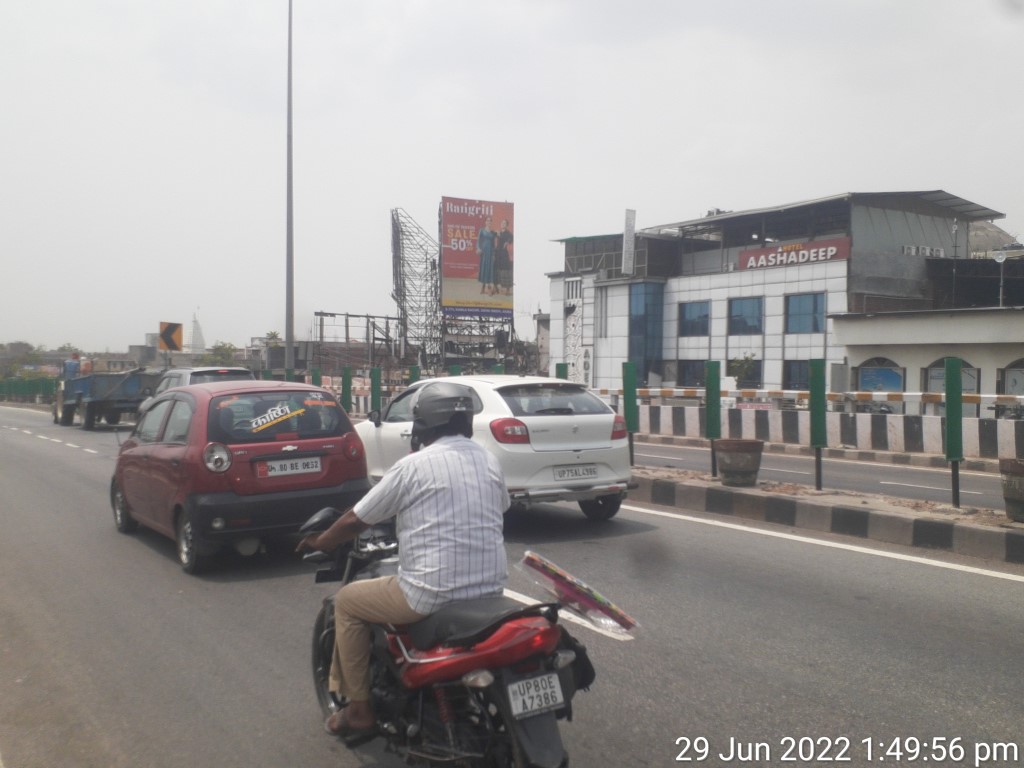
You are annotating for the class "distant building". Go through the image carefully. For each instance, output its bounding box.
[533,312,550,375]
[547,190,1020,398]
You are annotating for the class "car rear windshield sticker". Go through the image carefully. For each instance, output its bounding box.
[251,403,301,432]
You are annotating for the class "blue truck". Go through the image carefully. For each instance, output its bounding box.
[52,358,161,430]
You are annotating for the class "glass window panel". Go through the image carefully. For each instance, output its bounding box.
[728,297,763,335]
[678,301,710,337]
[785,293,825,334]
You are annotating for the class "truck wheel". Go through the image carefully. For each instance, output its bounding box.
[105,412,122,425]
[59,405,75,426]
[82,403,96,430]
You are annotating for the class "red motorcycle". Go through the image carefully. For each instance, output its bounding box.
[301,507,635,767]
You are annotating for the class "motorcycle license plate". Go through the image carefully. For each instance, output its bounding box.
[257,456,321,477]
[507,673,564,719]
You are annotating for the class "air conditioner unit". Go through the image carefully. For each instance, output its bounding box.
[932,247,945,257]
[919,246,932,257]
[902,245,917,255]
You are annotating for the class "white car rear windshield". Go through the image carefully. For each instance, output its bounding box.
[497,384,611,417]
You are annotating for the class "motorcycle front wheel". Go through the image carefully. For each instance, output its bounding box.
[312,600,344,717]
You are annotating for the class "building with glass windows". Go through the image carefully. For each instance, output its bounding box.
[546,191,1022,398]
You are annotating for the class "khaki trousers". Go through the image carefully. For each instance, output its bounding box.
[330,575,427,701]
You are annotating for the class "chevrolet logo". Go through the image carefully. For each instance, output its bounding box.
[282,445,299,452]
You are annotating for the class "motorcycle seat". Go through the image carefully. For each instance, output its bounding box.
[408,596,555,651]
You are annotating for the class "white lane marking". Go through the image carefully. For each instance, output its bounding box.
[8,426,88,452]
[880,481,982,495]
[503,588,634,642]
[621,503,1024,584]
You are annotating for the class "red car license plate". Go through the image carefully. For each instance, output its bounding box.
[257,456,322,478]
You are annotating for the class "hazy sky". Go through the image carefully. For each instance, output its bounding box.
[3,0,1022,353]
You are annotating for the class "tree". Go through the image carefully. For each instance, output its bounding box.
[0,342,42,379]
[727,353,761,389]
[196,341,241,367]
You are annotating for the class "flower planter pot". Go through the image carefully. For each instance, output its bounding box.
[998,458,1024,523]
[714,439,764,488]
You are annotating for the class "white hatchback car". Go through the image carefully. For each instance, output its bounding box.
[355,375,632,520]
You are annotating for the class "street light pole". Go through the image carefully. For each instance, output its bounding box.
[284,0,295,378]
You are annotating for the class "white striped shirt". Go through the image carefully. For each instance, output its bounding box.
[353,435,509,614]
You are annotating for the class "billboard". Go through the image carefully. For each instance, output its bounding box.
[439,196,514,319]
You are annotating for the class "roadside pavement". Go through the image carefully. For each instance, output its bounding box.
[631,434,1024,566]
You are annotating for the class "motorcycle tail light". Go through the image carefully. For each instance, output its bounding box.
[461,669,494,689]
[203,443,232,473]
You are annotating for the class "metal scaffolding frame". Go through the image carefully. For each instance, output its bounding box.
[310,312,407,381]
[391,208,442,368]
[309,208,533,379]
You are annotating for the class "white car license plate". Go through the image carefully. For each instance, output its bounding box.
[554,464,598,481]
[258,456,321,478]
[507,673,564,719]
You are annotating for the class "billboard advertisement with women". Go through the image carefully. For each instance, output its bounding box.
[439,196,514,319]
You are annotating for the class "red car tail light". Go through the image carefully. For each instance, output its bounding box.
[611,414,628,440]
[203,443,232,473]
[490,418,530,444]
[342,433,364,461]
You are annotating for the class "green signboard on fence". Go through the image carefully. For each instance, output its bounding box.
[704,361,721,440]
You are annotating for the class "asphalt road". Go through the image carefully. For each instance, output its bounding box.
[2,406,1023,768]
[634,439,1005,510]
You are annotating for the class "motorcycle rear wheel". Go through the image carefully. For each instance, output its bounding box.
[312,601,344,717]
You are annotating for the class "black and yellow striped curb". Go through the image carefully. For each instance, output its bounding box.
[636,434,1002,474]
[630,474,1024,565]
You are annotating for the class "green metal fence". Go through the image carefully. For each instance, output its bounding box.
[0,378,57,401]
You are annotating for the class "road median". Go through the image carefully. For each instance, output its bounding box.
[630,465,1024,565]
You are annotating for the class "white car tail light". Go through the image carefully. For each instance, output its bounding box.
[203,443,232,473]
[490,417,530,444]
[611,415,628,440]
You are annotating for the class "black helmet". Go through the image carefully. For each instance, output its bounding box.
[411,382,475,448]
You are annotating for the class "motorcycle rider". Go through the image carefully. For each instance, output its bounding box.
[296,381,510,738]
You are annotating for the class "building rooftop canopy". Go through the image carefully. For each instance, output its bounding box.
[639,190,1004,237]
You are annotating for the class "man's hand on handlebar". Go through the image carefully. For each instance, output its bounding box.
[295,507,370,555]
[295,533,328,554]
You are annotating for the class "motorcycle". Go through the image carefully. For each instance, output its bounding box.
[300,506,636,767]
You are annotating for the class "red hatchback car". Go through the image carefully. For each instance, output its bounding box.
[110,380,370,573]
